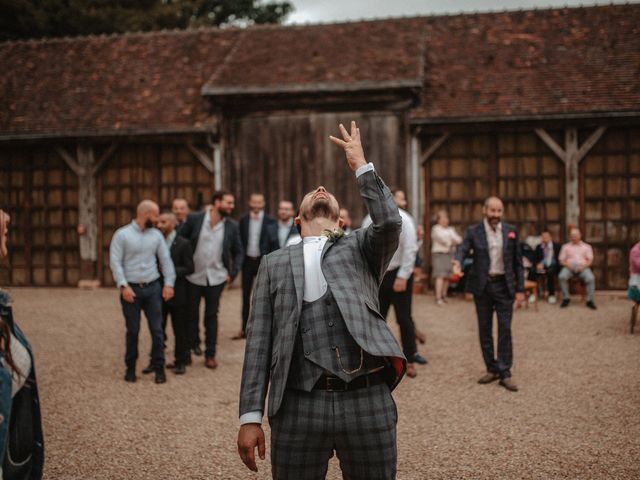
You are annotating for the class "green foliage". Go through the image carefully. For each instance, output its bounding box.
[0,0,294,41]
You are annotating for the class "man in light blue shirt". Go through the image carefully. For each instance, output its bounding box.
[110,200,175,384]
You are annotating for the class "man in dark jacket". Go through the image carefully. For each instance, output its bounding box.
[533,228,561,304]
[234,193,279,339]
[453,197,525,392]
[179,191,244,368]
[155,212,194,374]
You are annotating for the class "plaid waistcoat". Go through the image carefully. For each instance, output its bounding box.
[286,288,386,391]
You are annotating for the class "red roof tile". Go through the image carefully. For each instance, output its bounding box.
[413,5,640,121]
[202,19,426,95]
[0,4,638,139]
[0,29,240,138]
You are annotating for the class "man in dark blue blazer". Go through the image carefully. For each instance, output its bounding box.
[454,197,525,392]
[179,191,244,367]
[234,193,280,339]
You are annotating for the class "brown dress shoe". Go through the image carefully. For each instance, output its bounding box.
[415,328,427,345]
[205,357,218,369]
[231,331,246,340]
[499,377,518,392]
[478,372,500,384]
[405,363,417,378]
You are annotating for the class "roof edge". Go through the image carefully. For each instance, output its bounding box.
[202,79,423,97]
[0,125,217,142]
[410,110,640,126]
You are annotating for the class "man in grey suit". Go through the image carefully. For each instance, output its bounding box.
[237,122,407,479]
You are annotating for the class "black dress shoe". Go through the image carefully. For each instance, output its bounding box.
[142,363,154,374]
[174,363,186,375]
[155,368,167,384]
[124,368,137,383]
[586,301,597,310]
[192,345,203,356]
[560,299,570,308]
[413,353,429,365]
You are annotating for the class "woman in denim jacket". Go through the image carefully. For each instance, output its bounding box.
[0,210,44,480]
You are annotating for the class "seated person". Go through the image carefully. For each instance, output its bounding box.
[558,228,596,310]
[533,229,561,304]
[629,241,640,303]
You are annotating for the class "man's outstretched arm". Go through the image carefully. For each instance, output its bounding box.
[330,121,402,280]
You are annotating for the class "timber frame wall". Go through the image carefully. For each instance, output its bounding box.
[416,122,640,290]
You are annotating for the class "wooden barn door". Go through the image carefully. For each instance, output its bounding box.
[580,127,640,289]
[0,147,80,286]
[98,143,214,286]
[227,111,406,226]
[423,131,565,272]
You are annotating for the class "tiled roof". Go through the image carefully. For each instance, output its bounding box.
[202,18,426,95]
[413,5,640,122]
[0,29,240,138]
[0,4,638,139]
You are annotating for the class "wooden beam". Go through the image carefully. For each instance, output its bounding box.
[56,146,82,175]
[93,143,119,176]
[575,126,606,164]
[534,128,566,162]
[420,133,450,165]
[187,141,214,173]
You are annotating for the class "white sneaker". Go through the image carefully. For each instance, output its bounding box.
[528,294,536,304]
[548,295,557,304]
[436,298,445,307]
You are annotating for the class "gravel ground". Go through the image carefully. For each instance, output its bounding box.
[8,286,640,480]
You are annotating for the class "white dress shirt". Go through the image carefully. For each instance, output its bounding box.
[483,218,505,275]
[361,207,417,280]
[278,219,294,248]
[239,162,374,426]
[247,210,264,257]
[187,209,228,286]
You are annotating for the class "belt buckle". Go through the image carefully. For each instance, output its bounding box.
[325,377,346,392]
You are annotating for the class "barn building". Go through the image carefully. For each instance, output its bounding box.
[0,4,638,289]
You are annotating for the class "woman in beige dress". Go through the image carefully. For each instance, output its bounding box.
[431,210,462,305]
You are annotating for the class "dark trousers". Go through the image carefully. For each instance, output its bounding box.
[531,264,558,296]
[242,256,262,332]
[269,383,397,480]
[186,280,225,358]
[473,278,514,379]
[121,280,164,369]
[379,270,417,360]
[163,302,189,365]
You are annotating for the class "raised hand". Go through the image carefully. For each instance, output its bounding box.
[329,121,367,172]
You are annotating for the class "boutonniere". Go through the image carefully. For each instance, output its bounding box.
[322,228,345,241]
[507,231,516,240]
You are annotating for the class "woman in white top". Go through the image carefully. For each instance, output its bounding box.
[431,210,462,305]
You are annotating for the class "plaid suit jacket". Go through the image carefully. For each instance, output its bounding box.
[239,169,407,419]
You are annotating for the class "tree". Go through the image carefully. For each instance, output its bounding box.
[0,0,294,41]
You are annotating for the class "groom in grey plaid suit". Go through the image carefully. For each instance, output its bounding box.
[237,121,407,479]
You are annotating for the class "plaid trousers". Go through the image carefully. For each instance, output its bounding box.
[269,383,398,480]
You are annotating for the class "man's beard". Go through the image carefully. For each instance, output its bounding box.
[487,216,500,227]
[308,198,334,221]
[144,219,154,229]
[218,209,230,218]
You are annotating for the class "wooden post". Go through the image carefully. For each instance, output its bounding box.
[57,143,118,285]
[535,127,605,229]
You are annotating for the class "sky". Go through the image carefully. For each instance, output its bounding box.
[284,0,633,24]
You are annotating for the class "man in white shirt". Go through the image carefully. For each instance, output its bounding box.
[363,188,420,377]
[236,194,279,339]
[276,200,296,248]
[179,191,243,368]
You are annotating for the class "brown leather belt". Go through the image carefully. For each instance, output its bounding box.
[312,372,384,392]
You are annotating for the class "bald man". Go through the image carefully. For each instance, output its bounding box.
[453,197,524,392]
[110,200,176,384]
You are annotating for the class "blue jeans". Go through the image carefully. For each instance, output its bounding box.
[558,267,595,302]
[121,280,164,369]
